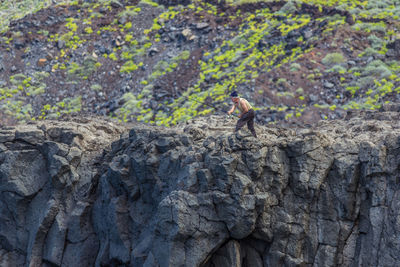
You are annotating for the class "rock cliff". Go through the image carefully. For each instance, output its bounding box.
[1,113,400,266]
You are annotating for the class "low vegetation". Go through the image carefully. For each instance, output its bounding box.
[0,0,400,125]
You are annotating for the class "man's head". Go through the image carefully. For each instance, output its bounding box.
[230,91,239,103]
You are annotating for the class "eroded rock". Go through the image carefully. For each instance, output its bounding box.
[1,114,400,266]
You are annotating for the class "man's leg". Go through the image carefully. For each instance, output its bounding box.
[247,116,257,138]
[235,116,247,132]
[247,110,257,138]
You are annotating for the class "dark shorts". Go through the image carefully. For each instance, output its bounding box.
[235,109,257,138]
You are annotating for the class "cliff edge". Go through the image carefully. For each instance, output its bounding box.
[1,112,400,266]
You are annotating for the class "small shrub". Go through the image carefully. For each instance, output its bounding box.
[362,60,392,79]
[124,22,132,30]
[370,24,386,33]
[120,60,138,73]
[118,8,139,19]
[154,60,169,71]
[368,34,383,50]
[360,47,380,57]
[277,0,297,15]
[322,52,345,66]
[179,51,190,60]
[141,84,153,96]
[85,27,93,34]
[139,0,159,7]
[326,65,347,74]
[91,84,102,91]
[307,73,315,81]
[276,78,288,86]
[109,53,118,61]
[290,62,301,72]
[277,91,294,98]
[358,77,374,89]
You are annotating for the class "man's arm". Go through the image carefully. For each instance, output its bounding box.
[228,104,236,115]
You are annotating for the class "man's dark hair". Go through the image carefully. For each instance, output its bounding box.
[230,91,238,97]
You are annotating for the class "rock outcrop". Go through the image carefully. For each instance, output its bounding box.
[1,113,400,266]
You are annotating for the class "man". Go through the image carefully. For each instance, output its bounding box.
[227,91,257,138]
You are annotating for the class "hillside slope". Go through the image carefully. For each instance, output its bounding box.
[1,112,400,266]
[0,0,400,126]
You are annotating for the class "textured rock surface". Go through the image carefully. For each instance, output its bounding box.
[1,113,400,266]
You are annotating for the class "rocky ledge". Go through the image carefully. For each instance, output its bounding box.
[1,113,400,266]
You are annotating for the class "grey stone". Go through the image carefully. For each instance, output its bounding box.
[0,249,25,267]
[57,39,65,49]
[309,94,318,102]
[15,128,44,144]
[155,137,176,153]
[66,146,82,167]
[148,47,159,56]
[324,82,335,88]
[110,0,123,8]
[1,115,400,266]
[242,244,263,267]
[13,39,25,49]
[0,149,48,196]
[314,245,336,267]
[143,251,159,267]
[196,22,209,30]
[43,212,67,266]
[61,234,99,267]
[0,143,6,152]
[205,240,241,267]
[27,198,59,266]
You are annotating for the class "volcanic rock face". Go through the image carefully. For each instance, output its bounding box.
[1,114,400,266]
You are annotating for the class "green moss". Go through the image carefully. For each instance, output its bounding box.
[179,51,190,60]
[66,56,100,80]
[110,1,387,126]
[65,18,78,32]
[352,21,387,33]
[139,0,159,7]
[39,96,82,120]
[120,60,138,73]
[117,7,139,19]
[85,27,93,34]
[277,91,295,98]
[109,53,118,61]
[10,73,28,85]
[307,73,315,81]
[124,22,132,30]
[91,84,102,91]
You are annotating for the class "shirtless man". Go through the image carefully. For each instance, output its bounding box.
[227,91,257,138]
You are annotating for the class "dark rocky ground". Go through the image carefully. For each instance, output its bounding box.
[1,1,400,266]
[0,0,399,126]
[1,109,400,266]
